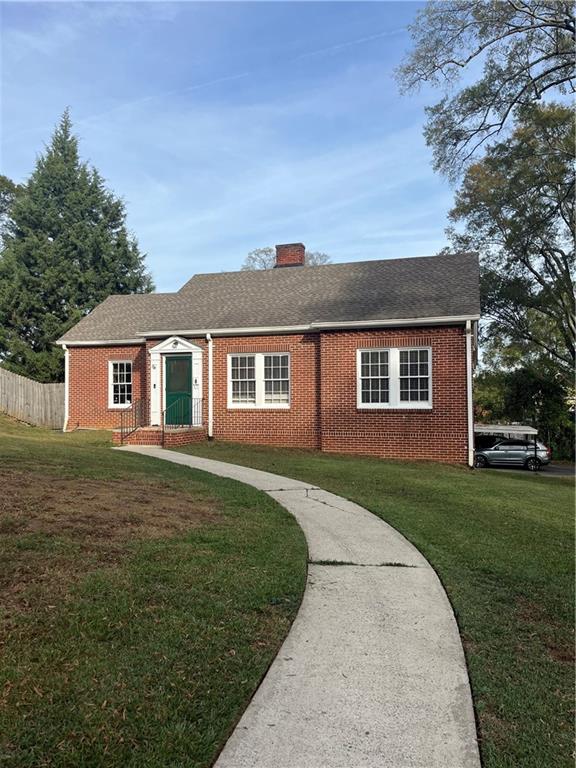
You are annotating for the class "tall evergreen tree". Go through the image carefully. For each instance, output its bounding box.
[0,110,153,381]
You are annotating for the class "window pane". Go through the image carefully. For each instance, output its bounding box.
[232,380,256,403]
[168,358,189,391]
[265,380,289,403]
[231,356,255,381]
[361,380,370,403]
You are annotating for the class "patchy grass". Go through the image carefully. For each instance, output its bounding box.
[176,439,575,768]
[0,417,307,768]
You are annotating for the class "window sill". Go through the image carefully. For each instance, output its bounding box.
[357,404,433,411]
[108,404,132,410]
[227,404,290,411]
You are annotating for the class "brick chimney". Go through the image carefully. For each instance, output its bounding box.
[275,242,306,268]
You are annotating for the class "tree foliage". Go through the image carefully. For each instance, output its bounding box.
[0,175,22,242]
[0,110,153,382]
[475,366,574,458]
[241,246,331,270]
[448,103,575,382]
[397,0,575,178]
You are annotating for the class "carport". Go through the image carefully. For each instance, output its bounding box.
[474,424,542,471]
[474,424,537,440]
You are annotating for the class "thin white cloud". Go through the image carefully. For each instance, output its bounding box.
[78,71,253,125]
[75,26,407,129]
[294,28,407,61]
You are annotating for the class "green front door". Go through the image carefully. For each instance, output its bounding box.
[165,355,192,425]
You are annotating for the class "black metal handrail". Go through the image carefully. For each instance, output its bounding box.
[119,398,149,445]
[162,397,202,446]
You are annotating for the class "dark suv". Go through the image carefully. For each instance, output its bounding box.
[474,439,551,471]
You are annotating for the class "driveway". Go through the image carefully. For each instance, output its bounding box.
[483,462,574,479]
[117,445,481,768]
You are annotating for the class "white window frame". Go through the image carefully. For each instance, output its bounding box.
[227,353,290,409]
[356,347,432,410]
[108,360,133,409]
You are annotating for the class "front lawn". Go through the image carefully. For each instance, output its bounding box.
[176,440,575,768]
[0,416,306,768]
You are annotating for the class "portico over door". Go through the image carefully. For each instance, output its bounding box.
[148,337,203,426]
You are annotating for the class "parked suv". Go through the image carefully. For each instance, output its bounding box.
[474,439,551,471]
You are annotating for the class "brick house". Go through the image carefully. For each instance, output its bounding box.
[57,244,480,464]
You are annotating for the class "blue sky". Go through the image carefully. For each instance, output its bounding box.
[1,1,456,291]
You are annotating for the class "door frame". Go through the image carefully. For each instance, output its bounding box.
[149,337,203,426]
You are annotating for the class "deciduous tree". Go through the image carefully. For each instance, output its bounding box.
[397,0,575,178]
[448,104,575,382]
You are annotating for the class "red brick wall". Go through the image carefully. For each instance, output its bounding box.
[67,345,146,430]
[211,334,320,449]
[67,326,469,463]
[318,327,468,463]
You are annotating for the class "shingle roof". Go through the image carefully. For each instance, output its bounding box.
[58,252,480,343]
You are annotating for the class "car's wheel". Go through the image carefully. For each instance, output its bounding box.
[525,456,542,472]
[474,455,488,469]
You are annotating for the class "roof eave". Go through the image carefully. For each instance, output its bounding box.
[56,314,481,346]
[55,338,145,347]
[135,314,481,338]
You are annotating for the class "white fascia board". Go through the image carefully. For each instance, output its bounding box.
[57,315,481,345]
[309,315,481,330]
[136,325,311,338]
[55,338,144,347]
[136,315,480,338]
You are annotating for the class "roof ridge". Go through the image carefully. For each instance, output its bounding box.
[182,251,478,284]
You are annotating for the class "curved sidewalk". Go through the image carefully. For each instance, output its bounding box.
[117,446,481,768]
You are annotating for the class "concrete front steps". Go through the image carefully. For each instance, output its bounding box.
[112,425,207,447]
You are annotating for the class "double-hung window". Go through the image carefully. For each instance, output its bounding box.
[264,354,289,404]
[230,355,256,404]
[108,360,132,408]
[228,353,290,408]
[359,350,389,404]
[399,349,430,403]
[357,347,431,409]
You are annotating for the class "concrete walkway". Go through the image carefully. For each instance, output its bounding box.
[117,446,481,768]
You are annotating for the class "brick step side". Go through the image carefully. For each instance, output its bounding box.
[112,427,207,447]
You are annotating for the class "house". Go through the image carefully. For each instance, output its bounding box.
[57,244,480,464]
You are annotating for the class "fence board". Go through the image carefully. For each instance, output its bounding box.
[0,367,64,429]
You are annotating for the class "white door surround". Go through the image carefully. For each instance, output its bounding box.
[149,336,203,426]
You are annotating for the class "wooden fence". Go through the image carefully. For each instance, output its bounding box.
[0,366,65,429]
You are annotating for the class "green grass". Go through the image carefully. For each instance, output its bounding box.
[175,439,575,768]
[0,417,307,768]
